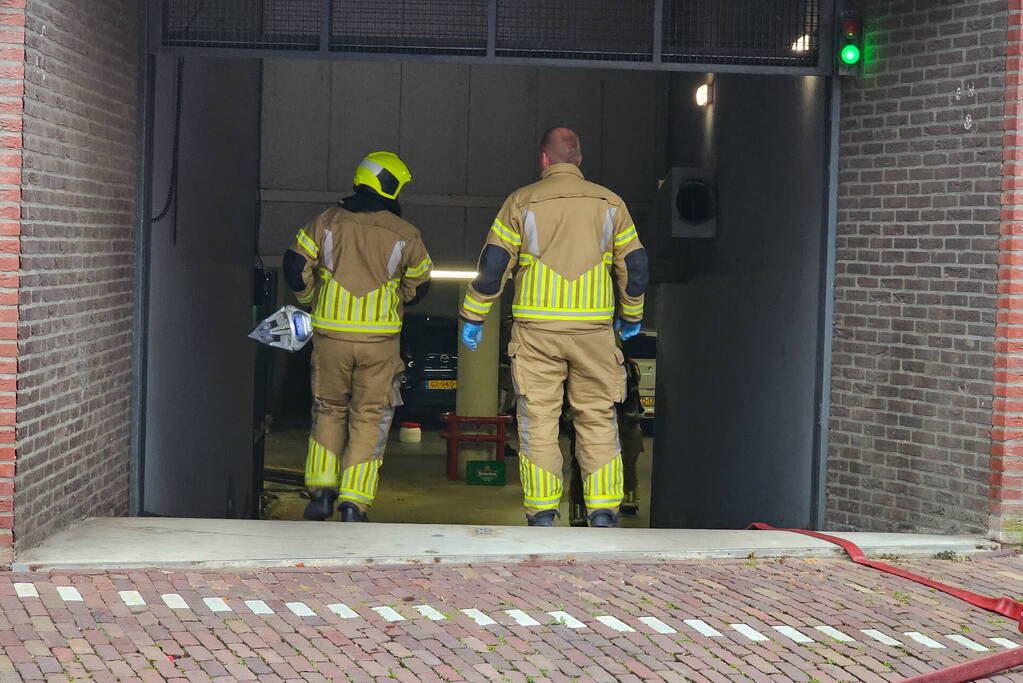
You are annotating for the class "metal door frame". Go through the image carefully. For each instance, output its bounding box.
[132,0,842,529]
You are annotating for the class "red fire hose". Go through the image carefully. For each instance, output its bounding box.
[748,524,1023,682]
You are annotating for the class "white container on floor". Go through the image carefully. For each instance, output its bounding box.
[399,422,422,443]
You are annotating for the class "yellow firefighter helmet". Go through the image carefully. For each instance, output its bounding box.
[353,151,412,200]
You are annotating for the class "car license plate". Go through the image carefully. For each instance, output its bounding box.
[428,380,457,389]
[641,397,655,407]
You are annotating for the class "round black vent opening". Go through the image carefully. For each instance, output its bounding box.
[675,179,716,225]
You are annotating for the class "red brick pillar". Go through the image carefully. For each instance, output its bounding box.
[992,2,1023,543]
[0,0,22,565]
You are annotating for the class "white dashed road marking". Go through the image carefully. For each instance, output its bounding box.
[287,602,317,617]
[862,630,902,646]
[992,638,1020,650]
[57,587,83,602]
[14,583,38,598]
[639,617,677,634]
[414,605,446,621]
[596,616,635,632]
[203,598,231,613]
[245,600,274,615]
[328,603,359,619]
[773,625,814,644]
[731,623,769,642]
[505,610,540,626]
[547,611,586,629]
[946,635,989,652]
[814,625,855,643]
[371,606,405,622]
[904,632,946,649]
[161,594,188,609]
[119,591,145,606]
[462,609,497,626]
[685,619,723,637]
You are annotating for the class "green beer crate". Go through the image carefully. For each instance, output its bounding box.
[466,460,506,486]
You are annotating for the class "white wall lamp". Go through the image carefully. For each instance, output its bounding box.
[695,83,713,107]
[431,269,478,280]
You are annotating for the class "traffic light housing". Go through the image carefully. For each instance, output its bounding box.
[837,11,863,76]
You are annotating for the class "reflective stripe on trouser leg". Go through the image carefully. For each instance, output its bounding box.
[519,458,563,511]
[339,459,382,506]
[583,455,624,509]
[304,438,342,489]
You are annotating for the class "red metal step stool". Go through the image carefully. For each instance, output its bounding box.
[440,413,513,481]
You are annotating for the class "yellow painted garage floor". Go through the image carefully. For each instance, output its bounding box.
[262,428,653,528]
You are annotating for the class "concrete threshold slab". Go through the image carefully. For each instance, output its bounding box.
[12,517,998,571]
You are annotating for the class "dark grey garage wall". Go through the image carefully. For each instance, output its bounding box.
[651,75,828,529]
[258,60,671,269]
[143,56,261,518]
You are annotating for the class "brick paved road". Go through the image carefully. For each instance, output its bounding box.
[2,552,1023,682]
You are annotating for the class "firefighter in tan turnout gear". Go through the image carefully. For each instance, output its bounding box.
[283,152,432,522]
[459,128,648,528]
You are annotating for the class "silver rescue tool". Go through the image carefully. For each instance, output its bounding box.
[249,305,313,352]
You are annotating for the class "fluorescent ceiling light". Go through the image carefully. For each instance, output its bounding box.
[792,34,810,52]
[431,269,478,280]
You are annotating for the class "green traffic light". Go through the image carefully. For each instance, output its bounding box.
[840,43,861,65]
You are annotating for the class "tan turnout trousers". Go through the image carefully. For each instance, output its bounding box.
[305,334,404,511]
[509,324,626,516]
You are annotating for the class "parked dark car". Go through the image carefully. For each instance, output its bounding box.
[397,314,458,422]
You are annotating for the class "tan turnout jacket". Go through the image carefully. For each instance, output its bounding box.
[291,207,432,343]
[459,163,644,333]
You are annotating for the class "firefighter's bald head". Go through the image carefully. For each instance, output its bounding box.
[540,126,582,169]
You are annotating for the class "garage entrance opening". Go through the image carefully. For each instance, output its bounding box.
[137,0,834,531]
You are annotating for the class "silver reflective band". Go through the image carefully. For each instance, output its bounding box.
[358,159,386,176]
[323,230,335,271]
[387,240,406,278]
[601,207,617,253]
[523,209,540,255]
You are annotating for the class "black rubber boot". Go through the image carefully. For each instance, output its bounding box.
[587,508,618,528]
[338,501,369,522]
[303,489,338,521]
[526,510,558,527]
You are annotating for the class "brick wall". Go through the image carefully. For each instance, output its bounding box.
[828,0,1008,534]
[992,1,1023,543]
[0,0,23,565]
[14,0,137,552]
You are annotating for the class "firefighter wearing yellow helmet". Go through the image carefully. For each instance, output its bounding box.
[283,151,431,522]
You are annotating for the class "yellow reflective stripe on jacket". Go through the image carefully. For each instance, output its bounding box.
[491,219,522,247]
[520,459,562,510]
[297,229,319,258]
[512,255,615,322]
[583,456,624,508]
[406,257,433,278]
[311,270,403,334]
[462,294,492,315]
[620,301,643,315]
[614,224,638,247]
[297,290,315,304]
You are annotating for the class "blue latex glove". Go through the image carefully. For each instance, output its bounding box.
[615,318,641,341]
[461,321,484,351]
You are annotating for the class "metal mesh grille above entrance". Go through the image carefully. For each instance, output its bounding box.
[663,0,820,66]
[159,0,829,73]
[331,0,488,55]
[496,0,654,62]
[163,0,321,50]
